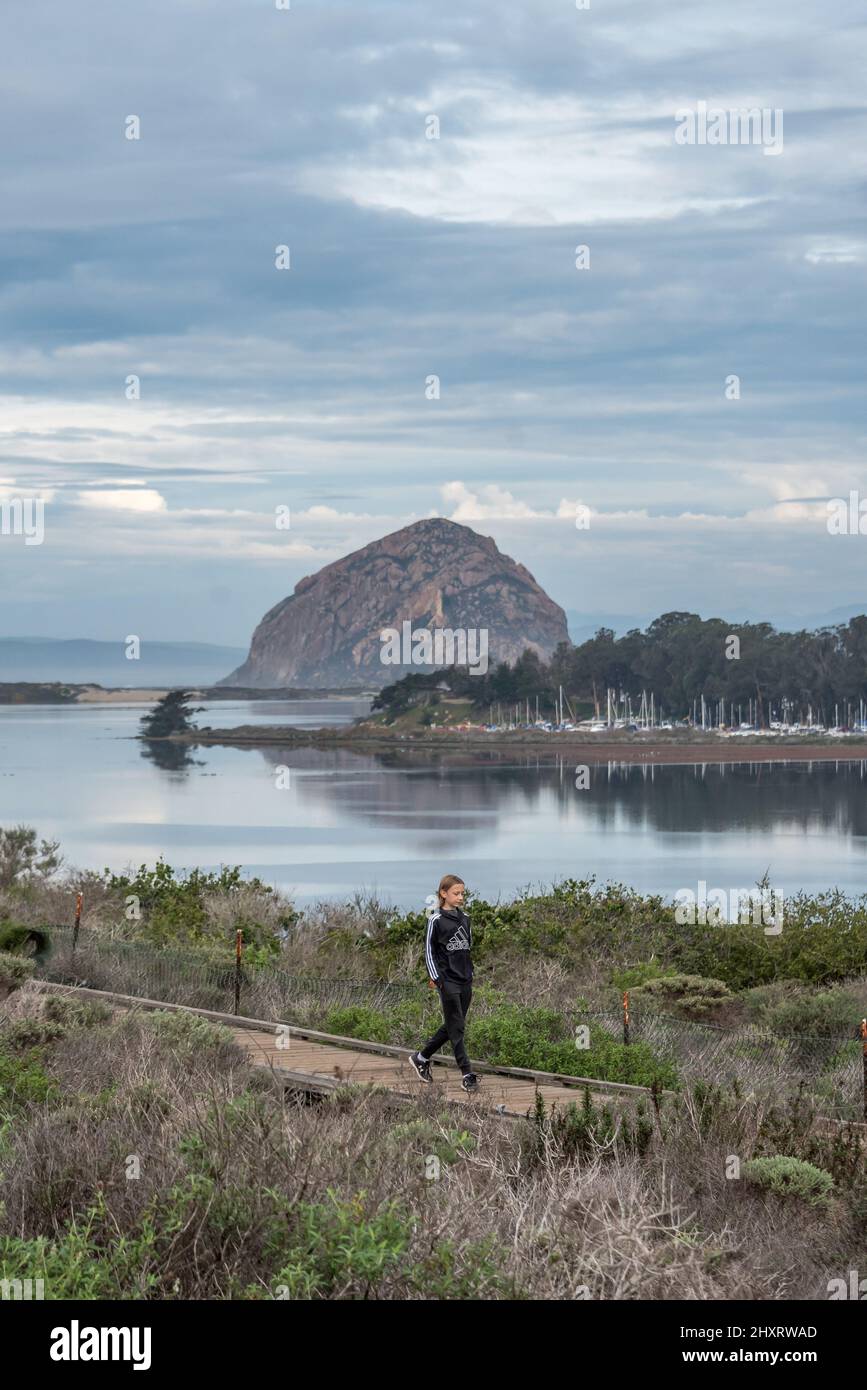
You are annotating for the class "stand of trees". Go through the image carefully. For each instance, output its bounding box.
[373,612,867,728]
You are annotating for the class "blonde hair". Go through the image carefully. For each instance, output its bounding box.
[437,873,465,906]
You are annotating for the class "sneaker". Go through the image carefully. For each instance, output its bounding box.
[461,1072,479,1093]
[409,1051,432,1083]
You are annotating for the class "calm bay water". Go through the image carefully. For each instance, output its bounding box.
[2,700,867,909]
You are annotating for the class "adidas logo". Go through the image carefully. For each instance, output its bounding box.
[445,926,470,951]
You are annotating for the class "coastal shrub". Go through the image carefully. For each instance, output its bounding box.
[0,1016,67,1050]
[0,950,35,996]
[611,961,676,991]
[0,1228,122,1300]
[323,1005,393,1045]
[468,1004,677,1088]
[142,1009,235,1056]
[630,973,733,1019]
[101,860,292,951]
[372,878,673,978]
[0,1046,57,1118]
[324,996,676,1087]
[251,1193,509,1300]
[742,1156,834,1208]
[527,1087,655,1164]
[754,987,858,1039]
[42,995,113,1028]
[755,1089,864,1188]
[667,890,867,988]
[262,1194,412,1298]
[386,1115,476,1167]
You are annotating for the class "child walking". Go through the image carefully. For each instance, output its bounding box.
[409,874,479,1093]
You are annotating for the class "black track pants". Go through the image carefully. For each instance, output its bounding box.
[420,981,473,1074]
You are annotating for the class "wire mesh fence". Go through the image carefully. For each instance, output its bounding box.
[32,926,865,1121]
[568,1008,863,1120]
[38,926,417,1023]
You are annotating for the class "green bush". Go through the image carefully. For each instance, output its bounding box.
[42,995,113,1028]
[757,988,858,1038]
[245,1190,511,1300]
[102,860,291,950]
[667,890,867,989]
[323,1005,394,1044]
[467,1003,678,1088]
[0,1046,58,1118]
[0,1229,120,1300]
[0,1017,67,1050]
[742,1155,835,1207]
[387,1115,476,1166]
[631,973,733,1019]
[0,951,35,994]
[262,1192,411,1299]
[611,961,676,991]
[142,1009,235,1055]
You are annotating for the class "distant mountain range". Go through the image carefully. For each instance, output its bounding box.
[0,639,247,687]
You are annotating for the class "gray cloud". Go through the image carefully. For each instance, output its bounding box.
[1,0,865,640]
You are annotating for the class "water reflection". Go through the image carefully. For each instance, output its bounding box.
[252,745,867,843]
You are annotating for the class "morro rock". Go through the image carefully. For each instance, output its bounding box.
[222,518,569,688]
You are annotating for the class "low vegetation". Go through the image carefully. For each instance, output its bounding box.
[0,985,863,1300]
[0,828,865,1300]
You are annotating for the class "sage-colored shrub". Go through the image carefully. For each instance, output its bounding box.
[742,1155,834,1207]
[631,973,733,1019]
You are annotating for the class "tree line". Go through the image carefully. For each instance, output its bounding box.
[373,612,867,728]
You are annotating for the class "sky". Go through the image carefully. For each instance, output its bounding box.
[1,0,866,645]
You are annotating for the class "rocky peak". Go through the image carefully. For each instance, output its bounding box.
[222,518,568,688]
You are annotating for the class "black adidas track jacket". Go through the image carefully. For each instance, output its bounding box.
[425,907,473,986]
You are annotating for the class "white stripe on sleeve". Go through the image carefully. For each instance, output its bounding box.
[425,912,440,979]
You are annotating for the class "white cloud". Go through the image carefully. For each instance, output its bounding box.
[75,489,167,513]
[442,480,546,520]
[300,87,776,227]
[804,243,866,264]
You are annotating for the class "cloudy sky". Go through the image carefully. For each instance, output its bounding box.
[1,0,865,644]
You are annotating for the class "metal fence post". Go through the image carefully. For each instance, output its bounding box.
[234,929,243,1016]
[72,893,83,959]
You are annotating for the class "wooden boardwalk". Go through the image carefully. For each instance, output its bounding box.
[29,982,867,1131]
[35,981,646,1120]
[231,1027,605,1117]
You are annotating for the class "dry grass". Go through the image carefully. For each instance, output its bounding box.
[0,982,864,1301]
